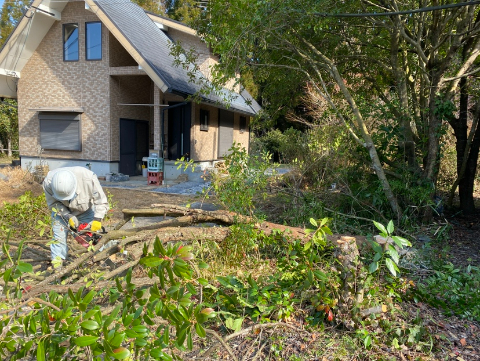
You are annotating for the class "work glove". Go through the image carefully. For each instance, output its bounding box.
[65,214,79,229]
[85,218,102,232]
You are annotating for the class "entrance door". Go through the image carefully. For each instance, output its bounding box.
[168,103,191,160]
[120,119,149,175]
[218,109,234,157]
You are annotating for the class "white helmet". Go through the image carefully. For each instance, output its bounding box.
[51,169,77,201]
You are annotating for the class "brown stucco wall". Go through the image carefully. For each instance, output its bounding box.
[190,103,250,161]
[109,74,152,160]
[18,1,111,161]
[191,103,219,161]
[233,112,250,151]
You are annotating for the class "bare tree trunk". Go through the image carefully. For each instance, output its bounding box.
[7,138,12,157]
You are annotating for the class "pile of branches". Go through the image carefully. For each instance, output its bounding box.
[1,204,382,359]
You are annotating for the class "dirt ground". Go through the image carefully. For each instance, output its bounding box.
[103,187,201,227]
[0,165,203,227]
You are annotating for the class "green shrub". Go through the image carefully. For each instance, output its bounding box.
[414,262,480,321]
[0,191,50,240]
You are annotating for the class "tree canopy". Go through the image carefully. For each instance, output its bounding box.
[195,0,480,217]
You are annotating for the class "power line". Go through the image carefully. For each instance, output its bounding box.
[313,1,480,18]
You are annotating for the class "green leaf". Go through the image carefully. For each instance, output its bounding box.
[135,337,147,347]
[82,290,96,305]
[313,270,327,281]
[124,329,139,338]
[140,256,163,268]
[373,221,387,235]
[225,317,243,332]
[187,331,193,350]
[80,320,100,330]
[17,261,33,273]
[109,332,125,348]
[392,236,411,248]
[112,347,131,360]
[198,261,209,269]
[68,288,77,303]
[166,285,179,296]
[371,241,383,254]
[309,218,318,227]
[386,245,399,264]
[37,340,45,361]
[151,348,172,360]
[74,336,99,346]
[364,335,372,348]
[3,268,12,282]
[132,325,148,334]
[195,322,206,337]
[153,236,166,256]
[386,220,394,235]
[369,262,379,274]
[84,309,99,320]
[385,258,397,277]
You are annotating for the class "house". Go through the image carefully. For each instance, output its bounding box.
[0,0,260,180]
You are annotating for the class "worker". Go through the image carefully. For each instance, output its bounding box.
[43,166,109,266]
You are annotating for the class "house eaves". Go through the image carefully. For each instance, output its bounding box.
[146,12,197,36]
[0,0,69,98]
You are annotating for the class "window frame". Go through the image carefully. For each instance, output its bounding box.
[63,23,79,62]
[239,116,247,133]
[39,112,82,151]
[85,21,102,61]
[200,109,209,131]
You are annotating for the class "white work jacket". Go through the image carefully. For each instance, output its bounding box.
[43,167,109,220]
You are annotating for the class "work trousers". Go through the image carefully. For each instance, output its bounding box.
[50,207,95,261]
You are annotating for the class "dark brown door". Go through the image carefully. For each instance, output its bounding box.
[120,119,149,175]
[218,109,234,157]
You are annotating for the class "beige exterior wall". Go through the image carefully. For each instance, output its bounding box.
[190,103,250,161]
[18,1,111,161]
[233,112,250,151]
[191,103,219,161]
[163,28,217,80]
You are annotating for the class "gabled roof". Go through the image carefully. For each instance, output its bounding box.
[88,0,259,115]
[0,0,260,116]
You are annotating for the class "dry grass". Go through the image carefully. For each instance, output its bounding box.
[0,166,44,204]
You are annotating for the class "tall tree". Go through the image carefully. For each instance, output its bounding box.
[164,0,202,26]
[0,0,29,47]
[195,0,480,217]
[131,0,166,16]
[0,99,18,156]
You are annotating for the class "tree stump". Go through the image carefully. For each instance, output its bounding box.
[335,236,367,328]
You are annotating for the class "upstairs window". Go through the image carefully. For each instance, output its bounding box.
[63,23,79,61]
[86,22,102,60]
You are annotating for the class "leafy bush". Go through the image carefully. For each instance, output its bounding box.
[0,191,50,239]
[0,238,215,360]
[414,262,480,321]
[207,142,272,216]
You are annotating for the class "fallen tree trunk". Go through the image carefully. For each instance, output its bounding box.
[124,205,308,240]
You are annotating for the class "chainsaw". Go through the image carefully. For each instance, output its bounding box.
[71,223,106,248]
